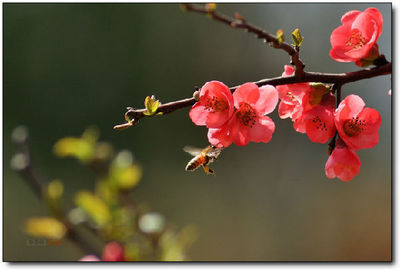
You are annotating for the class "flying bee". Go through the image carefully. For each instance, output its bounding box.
[184,145,223,175]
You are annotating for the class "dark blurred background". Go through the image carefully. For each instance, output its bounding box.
[3,3,391,261]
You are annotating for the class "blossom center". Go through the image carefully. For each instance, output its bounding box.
[311,116,328,131]
[343,117,366,137]
[345,29,367,50]
[236,103,257,127]
[286,91,297,103]
[204,96,229,112]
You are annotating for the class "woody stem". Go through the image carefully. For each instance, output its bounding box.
[117,62,391,127]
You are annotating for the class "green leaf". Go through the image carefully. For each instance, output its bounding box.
[276,29,284,45]
[291,28,303,47]
[143,95,160,116]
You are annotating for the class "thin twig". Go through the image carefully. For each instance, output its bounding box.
[181,3,305,78]
[327,83,343,154]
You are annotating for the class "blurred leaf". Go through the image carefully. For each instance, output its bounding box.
[109,151,142,190]
[160,225,197,261]
[75,191,111,227]
[291,28,303,47]
[111,165,142,190]
[24,217,66,239]
[124,242,141,261]
[160,230,184,261]
[53,137,94,162]
[96,180,118,205]
[81,127,99,145]
[53,127,99,162]
[47,179,64,201]
[105,207,136,241]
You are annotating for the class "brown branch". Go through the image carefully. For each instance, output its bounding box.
[115,62,391,129]
[181,3,305,78]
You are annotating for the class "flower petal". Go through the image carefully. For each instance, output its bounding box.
[206,110,233,128]
[335,95,365,123]
[189,103,207,126]
[230,118,251,146]
[248,116,275,144]
[201,81,232,103]
[343,107,381,150]
[207,124,233,148]
[341,10,362,25]
[233,82,260,108]
[278,101,296,119]
[304,106,336,144]
[253,85,279,115]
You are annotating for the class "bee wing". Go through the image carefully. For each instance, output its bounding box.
[183,146,202,157]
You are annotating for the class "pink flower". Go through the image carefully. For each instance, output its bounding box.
[102,241,125,261]
[208,83,278,147]
[189,81,234,128]
[79,255,101,261]
[302,106,336,143]
[276,65,310,119]
[325,143,361,181]
[330,7,383,64]
[283,82,337,143]
[335,95,381,151]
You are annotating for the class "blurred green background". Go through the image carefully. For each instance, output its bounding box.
[3,3,391,261]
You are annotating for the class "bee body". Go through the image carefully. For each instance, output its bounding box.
[185,154,209,171]
[184,145,222,175]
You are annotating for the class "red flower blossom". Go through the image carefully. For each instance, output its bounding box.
[79,242,125,262]
[102,241,125,261]
[302,106,336,143]
[189,81,234,128]
[208,83,278,147]
[325,142,361,181]
[335,95,381,151]
[330,7,383,65]
[276,65,310,119]
[295,84,336,143]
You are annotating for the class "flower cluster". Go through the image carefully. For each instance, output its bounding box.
[330,7,383,67]
[187,7,384,182]
[276,68,381,181]
[276,66,336,144]
[190,81,279,147]
[326,95,381,181]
